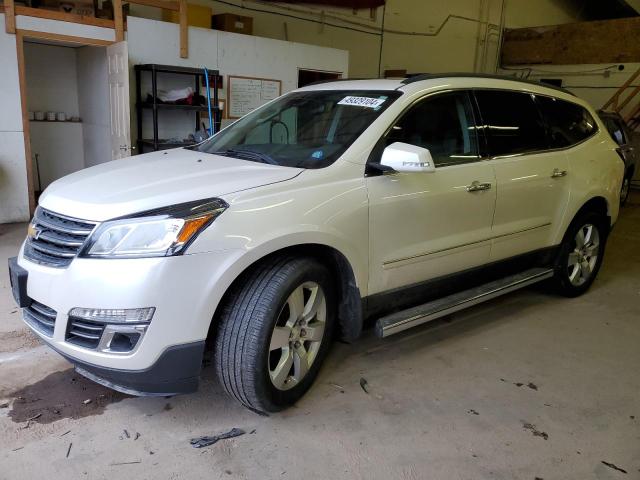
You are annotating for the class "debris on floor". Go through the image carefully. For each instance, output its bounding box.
[66,442,72,458]
[467,409,480,415]
[601,461,627,474]
[190,428,246,448]
[522,422,549,440]
[359,377,369,394]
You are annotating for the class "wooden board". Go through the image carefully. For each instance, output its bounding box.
[502,17,640,66]
[227,75,282,119]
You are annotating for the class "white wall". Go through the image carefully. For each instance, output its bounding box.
[24,43,86,190]
[127,16,349,144]
[0,14,30,224]
[77,46,111,167]
[24,43,80,117]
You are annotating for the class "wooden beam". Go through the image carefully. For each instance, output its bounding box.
[602,67,640,111]
[18,29,114,46]
[179,0,188,58]
[4,0,16,34]
[14,6,115,29]
[127,0,179,11]
[113,0,125,42]
[502,17,640,66]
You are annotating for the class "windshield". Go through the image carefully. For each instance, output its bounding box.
[193,90,401,168]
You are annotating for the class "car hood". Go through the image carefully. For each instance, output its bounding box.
[39,149,303,221]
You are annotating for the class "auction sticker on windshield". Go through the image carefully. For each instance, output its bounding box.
[338,96,387,109]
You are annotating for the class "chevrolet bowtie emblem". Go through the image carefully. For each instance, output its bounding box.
[28,223,42,241]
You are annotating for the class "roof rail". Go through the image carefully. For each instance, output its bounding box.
[400,72,575,96]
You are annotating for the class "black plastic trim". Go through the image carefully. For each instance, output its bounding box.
[45,340,206,396]
[364,246,558,321]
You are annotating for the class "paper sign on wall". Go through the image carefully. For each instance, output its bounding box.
[228,76,282,118]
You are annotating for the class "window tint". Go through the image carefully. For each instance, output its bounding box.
[384,91,479,166]
[475,90,548,156]
[603,117,627,146]
[536,96,598,148]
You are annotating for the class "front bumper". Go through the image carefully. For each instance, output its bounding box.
[12,244,244,393]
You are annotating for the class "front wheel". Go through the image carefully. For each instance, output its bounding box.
[214,256,335,413]
[552,212,608,297]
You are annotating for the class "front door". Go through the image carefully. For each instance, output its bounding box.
[367,91,496,295]
[107,41,131,160]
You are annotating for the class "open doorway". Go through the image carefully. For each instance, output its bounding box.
[24,40,111,199]
[297,68,342,88]
[16,31,131,213]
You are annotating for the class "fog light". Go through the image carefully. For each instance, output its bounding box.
[97,324,148,354]
[68,307,155,324]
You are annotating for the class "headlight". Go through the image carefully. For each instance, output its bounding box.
[81,198,227,258]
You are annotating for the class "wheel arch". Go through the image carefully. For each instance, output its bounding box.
[205,243,364,351]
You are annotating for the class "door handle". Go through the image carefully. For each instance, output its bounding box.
[551,168,567,178]
[466,181,492,192]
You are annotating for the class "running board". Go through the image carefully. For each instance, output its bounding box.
[375,267,554,338]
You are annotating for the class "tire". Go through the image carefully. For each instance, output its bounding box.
[552,211,608,297]
[620,175,631,207]
[214,256,336,413]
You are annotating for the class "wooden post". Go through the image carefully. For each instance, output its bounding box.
[113,0,124,42]
[179,0,188,58]
[5,0,16,34]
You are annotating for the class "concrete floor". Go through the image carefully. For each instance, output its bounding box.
[1,194,639,480]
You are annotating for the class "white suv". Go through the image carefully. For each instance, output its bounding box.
[9,75,623,413]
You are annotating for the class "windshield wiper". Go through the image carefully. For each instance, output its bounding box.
[216,148,278,165]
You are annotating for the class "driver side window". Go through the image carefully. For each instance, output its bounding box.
[386,91,480,167]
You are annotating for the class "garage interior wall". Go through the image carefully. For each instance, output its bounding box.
[128,0,586,78]
[127,16,349,146]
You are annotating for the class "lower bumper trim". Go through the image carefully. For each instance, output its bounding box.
[50,341,206,396]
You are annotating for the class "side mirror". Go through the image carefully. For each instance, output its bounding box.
[380,142,436,173]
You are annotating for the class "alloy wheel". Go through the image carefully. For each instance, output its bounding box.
[567,223,600,287]
[268,281,327,390]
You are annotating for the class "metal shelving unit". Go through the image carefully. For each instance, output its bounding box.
[134,64,221,153]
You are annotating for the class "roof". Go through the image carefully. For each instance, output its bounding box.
[297,73,575,99]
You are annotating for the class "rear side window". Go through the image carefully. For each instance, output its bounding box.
[536,96,597,148]
[384,91,479,167]
[603,117,627,146]
[474,90,548,157]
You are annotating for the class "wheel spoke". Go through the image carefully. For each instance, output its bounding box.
[582,225,593,246]
[568,263,581,283]
[575,228,586,248]
[582,259,593,274]
[584,242,599,257]
[270,348,293,389]
[270,326,291,351]
[286,286,305,326]
[302,286,325,323]
[292,344,310,382]
[302,321,325,342]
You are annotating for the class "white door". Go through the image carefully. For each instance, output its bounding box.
[107,41,131,160]
[367,91,496,295]
[473,90,571,261]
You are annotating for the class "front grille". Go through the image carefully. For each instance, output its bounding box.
[24,208,97,268]
[66,317,106,349]
[23,301,57,337]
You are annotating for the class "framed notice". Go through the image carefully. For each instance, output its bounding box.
[228,75,282,119]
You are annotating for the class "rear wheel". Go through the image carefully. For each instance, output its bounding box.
[214,256,335,413]
[620,175,631,206]
[552,211,608,297]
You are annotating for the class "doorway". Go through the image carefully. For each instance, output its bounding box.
[16,31,130,214]
[297,68,342,88]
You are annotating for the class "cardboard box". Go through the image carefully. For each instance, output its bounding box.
[212,13,253,35]
[163,3,212,29]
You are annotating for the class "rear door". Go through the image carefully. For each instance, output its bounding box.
[475,90,571,261]
[367,91,496,295]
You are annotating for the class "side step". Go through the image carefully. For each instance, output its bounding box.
[375,267,554,338]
